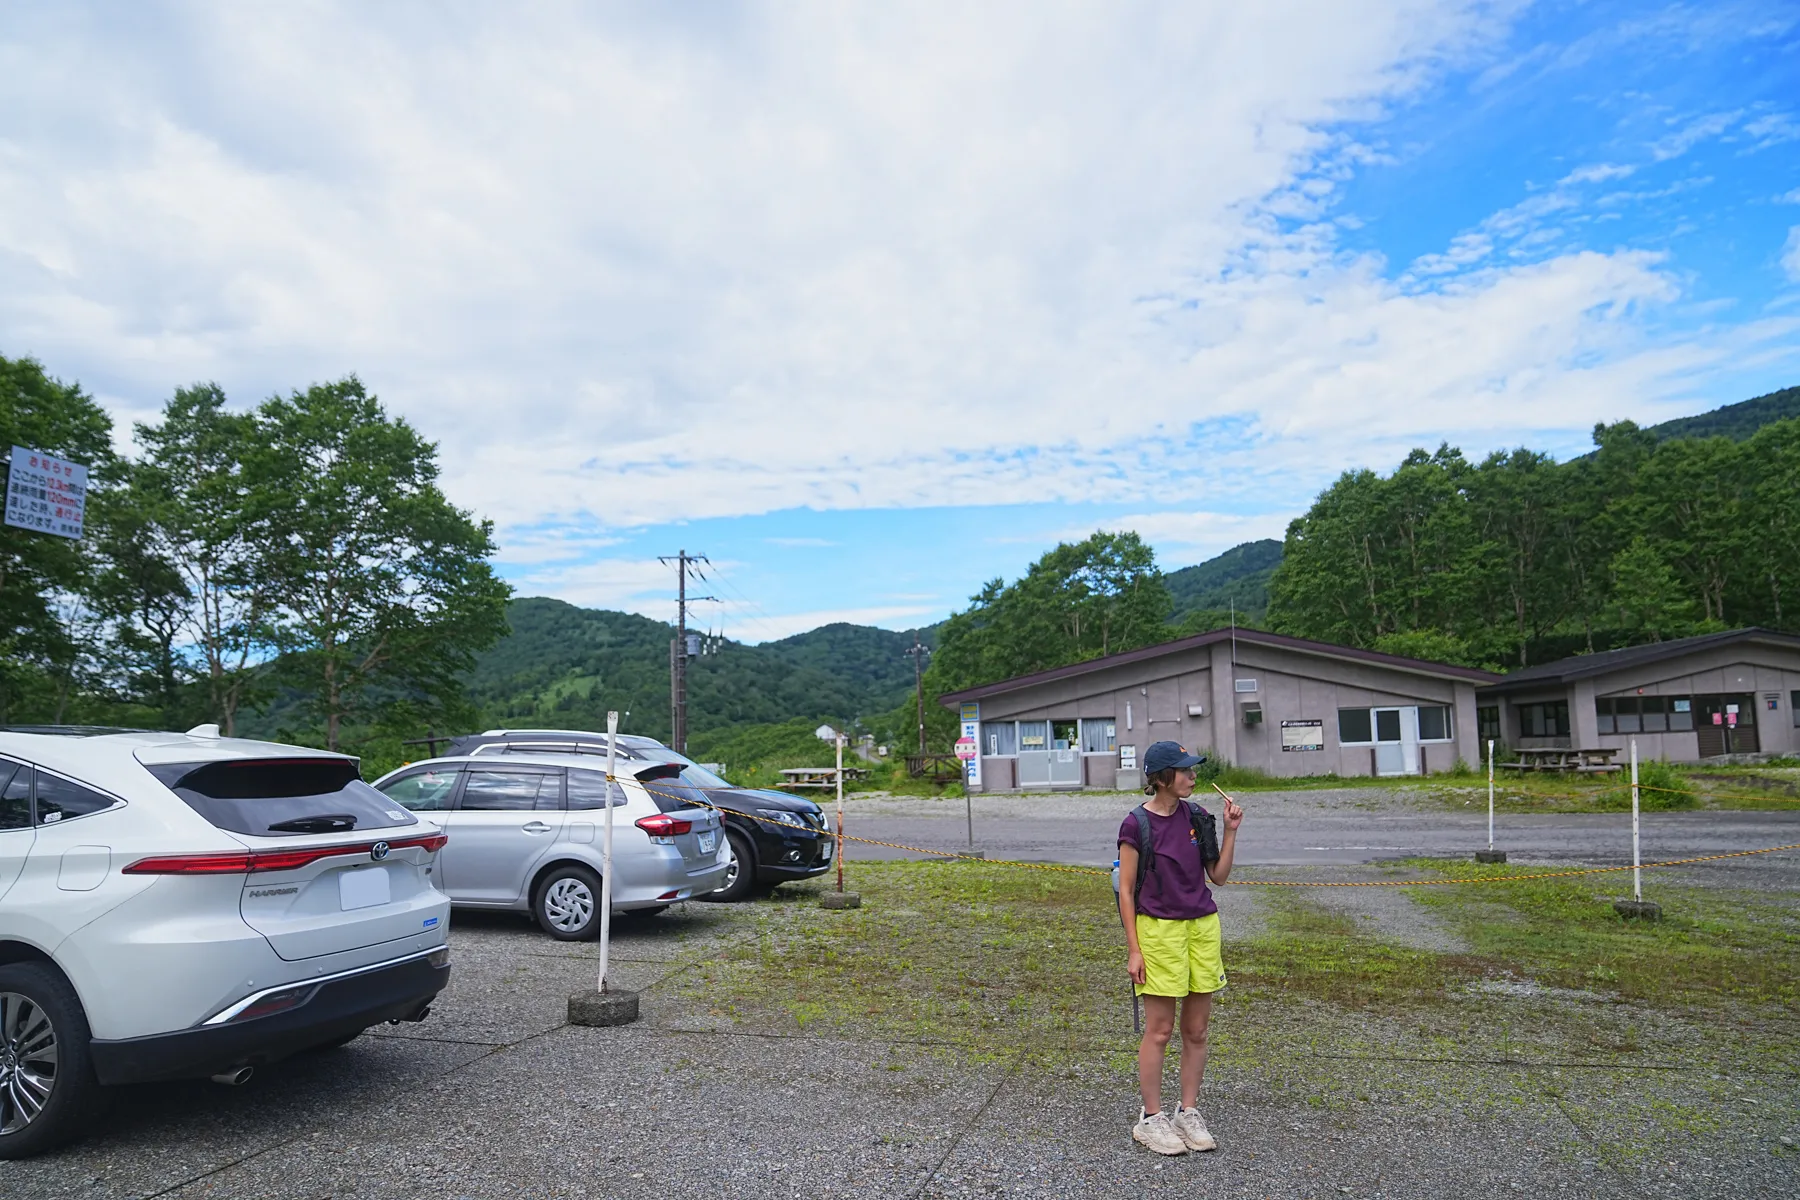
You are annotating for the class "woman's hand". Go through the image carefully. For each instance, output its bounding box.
[1127,948,1147,986]
[1221,794,1244,830]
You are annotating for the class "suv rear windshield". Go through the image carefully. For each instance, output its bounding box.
[148,759,419,837]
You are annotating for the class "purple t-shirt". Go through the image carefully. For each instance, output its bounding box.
[1118,805,1218,920]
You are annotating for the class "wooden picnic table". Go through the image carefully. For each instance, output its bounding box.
[779,766,872,788]
[1499,746,1622,773]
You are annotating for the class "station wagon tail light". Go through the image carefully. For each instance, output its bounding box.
[124,833,449,875]
[634,814,692,838]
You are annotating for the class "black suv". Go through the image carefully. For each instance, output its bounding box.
[445,730,832,901]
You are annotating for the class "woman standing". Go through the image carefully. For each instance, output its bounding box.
[1117,740,1243,1156]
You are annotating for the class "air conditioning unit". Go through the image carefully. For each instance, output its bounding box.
[1240,702,1263,727]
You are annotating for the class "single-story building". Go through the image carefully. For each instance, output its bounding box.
[1474,627,1800,762]
[938,628,1499,791]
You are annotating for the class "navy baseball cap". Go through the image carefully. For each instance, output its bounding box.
[1143,740,1206,774]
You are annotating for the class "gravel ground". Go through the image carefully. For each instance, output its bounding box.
[7,810,1796,1200]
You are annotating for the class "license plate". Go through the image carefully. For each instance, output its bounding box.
[820,840,833,862]
[339,866,392,911]
[699,830,717,853]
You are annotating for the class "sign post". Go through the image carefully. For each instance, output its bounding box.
[568,710,641,1024]
[1475,739,1507,863]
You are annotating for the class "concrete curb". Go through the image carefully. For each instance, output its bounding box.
[820,891,863,909]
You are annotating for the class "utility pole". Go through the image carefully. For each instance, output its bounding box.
[906,635,930,755]
[657,549,713,754]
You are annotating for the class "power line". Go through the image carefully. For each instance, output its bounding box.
[656,549,714,753]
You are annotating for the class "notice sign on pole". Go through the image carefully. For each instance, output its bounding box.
[5,446,88,539]
[958,701,981,786]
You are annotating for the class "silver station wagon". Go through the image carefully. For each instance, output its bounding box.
[372,754,728,939]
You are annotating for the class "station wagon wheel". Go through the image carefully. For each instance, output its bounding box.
[0,963,102,1160]
[533,864,604,940]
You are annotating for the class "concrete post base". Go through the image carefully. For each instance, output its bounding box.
[568,990,640,1026]
[960,849,986,860]
[1612,899,1662,921]
[820,891,862,909]
[1474,850,1508,863]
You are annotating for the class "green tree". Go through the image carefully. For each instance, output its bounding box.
[250,377,511,750]
[1606,536,1699,643]
[0,356,116,721]
[127,385,272,733]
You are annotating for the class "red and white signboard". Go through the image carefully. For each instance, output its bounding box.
[5,446,88,540]
[954,737,978,761]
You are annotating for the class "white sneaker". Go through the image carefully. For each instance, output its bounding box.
[1132,1108,1188,1156]
[1172,1104,1216,1151]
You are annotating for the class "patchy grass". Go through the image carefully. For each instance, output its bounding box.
[1427,770,1800,813]
[1402,857,1800,1008]
[671,858,1800,1084]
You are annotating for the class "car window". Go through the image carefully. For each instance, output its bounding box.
[0,762,29,830]
[460,769,561,812]
[565,770,627,810]
[34,771,118,824]
[146,759,419,837]
[379,768,462,811]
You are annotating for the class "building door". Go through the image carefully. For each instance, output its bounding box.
[1017,720,1051,788]
[1373,707,1420,776]
[1695,695,1758,757]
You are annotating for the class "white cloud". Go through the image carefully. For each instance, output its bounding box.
[1783,227,1800,283]
[0,1,1794,567]
[1559,163,1635,185]
[1779,187,1800,205]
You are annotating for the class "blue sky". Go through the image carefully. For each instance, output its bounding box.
[3,2,1798,640]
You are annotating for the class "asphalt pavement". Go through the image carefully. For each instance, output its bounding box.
[836,786,1800,870]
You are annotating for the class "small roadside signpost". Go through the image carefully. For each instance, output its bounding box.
[1476,739,1506,862]
[822,730,861,909]
[1614,739,1661,920]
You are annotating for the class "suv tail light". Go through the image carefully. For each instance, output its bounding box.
[634,814,692,838]
[125,832,449,875]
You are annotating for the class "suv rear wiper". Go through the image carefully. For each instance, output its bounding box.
[265,814,359,833]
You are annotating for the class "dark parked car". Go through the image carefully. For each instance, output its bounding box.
[445,730,833,901]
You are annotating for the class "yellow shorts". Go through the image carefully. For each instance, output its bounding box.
[1135,912,1226,997]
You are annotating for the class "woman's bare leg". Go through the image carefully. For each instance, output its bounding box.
[1178,991,1213,1108]
[1137,995,1178,1112]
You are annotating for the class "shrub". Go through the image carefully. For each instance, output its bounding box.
[1598,759,1697,810]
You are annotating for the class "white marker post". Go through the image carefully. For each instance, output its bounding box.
[1488,739,1496,852]
[568,709,640,1023]
[822,728,861,908]
[1631,738,1641,902]
[1476,738,1506,862]
[1611,738,1661,921]
[598,709,618,993]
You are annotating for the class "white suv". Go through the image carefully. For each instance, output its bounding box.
[0,728,452,1159]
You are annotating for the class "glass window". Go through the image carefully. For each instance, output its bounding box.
[378,768,462,811]
[1417,705,1451,741]
[1641,696,1668,733]
[1477,706,1500,743]
[984,723,1017,757]
[1670,697,1693,731]
[1517,702,1570,738]
[1018,721,1048,751]
[0,763,29,831]
[566,770,627,810]
[1375,709,1403,742]
[149,759,419,836]
[1615,696,1641,734]
[1595,697,1615,734]
[34,772,118,824]
[1733,694,1756,727]
[1051,720,1077,750]
[1080,718,1117,754]
[1793,692,1800,728]
[460,769,561,812]
[1338,708,1373,744]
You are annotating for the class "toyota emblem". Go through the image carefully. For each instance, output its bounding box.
[371,842,391,861]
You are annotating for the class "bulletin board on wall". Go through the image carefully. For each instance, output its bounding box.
[1280,719,1324,752]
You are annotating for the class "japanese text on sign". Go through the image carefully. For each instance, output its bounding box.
[5,446,88,540]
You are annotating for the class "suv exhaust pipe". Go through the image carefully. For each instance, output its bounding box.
[210,1066,255,1086]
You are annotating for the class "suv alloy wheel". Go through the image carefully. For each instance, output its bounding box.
[0,963,103,1160]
